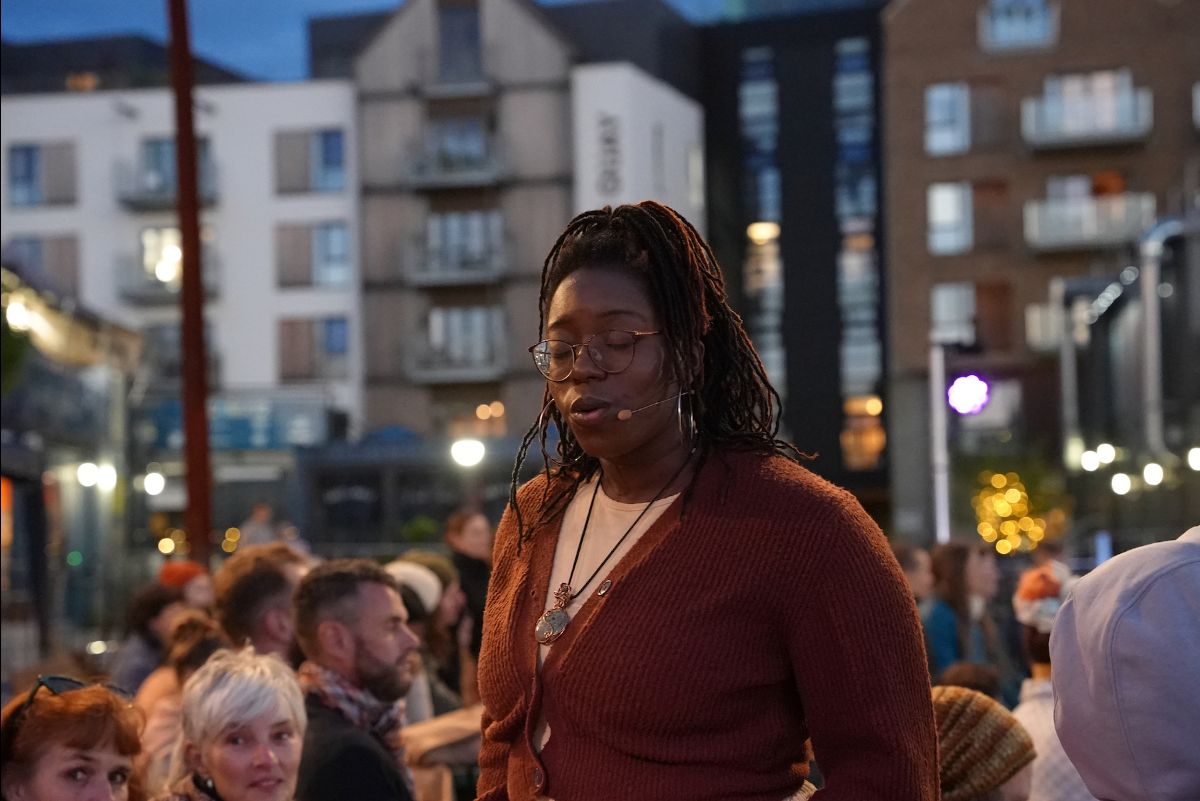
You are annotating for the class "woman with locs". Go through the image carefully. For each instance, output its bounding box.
[476,201,938,801]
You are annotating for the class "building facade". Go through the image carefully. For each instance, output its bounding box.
[1,79,364,533]
[701,5,889,519]
[883,0,1200,544]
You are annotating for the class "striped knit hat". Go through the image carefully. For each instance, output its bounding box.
[932,685,1036,801]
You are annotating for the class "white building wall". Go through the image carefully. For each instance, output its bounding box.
[570,63,706,233]
[0,80,364,432]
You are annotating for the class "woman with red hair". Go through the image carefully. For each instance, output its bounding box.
[0,677,144,801]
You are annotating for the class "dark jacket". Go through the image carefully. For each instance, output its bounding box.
[296,695,414,801]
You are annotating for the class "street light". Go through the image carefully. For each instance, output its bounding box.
[77,462,99,488]
[450,438,485,468]
[1142,462,1164,486]
[1096,443,1116,464]
[947,374,990,415]
[1111,473,1132,495]
[1189,447,1200,471]
[144,471,166,496]
[1080,450,1101,472]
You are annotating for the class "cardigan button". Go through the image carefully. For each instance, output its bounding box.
[532,767,544,787]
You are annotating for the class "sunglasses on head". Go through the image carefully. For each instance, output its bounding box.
[1,675,131,762]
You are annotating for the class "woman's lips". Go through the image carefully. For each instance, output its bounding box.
[569,397,610,425]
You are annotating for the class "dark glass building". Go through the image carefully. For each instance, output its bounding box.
[701,2,889,521]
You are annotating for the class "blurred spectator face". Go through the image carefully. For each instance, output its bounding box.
[193,711,301,801]
[150,600,188,644]
[905,549,935,600]
[8,740,133,801]
[966,548,1000,600]
[450,513,494,562]
[184,574,215,609]
[999,761,1032,801]
[437,581,467,628]
[350,582,420,702]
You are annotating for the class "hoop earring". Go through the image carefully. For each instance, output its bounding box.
[539,397,585,468]
[677,391,697,446]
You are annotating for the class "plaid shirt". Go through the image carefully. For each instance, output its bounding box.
[1012,678,1099,801]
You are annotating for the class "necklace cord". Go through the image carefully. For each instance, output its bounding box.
[562,451,695,603]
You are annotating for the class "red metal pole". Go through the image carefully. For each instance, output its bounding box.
[167,0,212,566]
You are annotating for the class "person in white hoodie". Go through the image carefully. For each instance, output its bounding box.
[1050,525,1200,801]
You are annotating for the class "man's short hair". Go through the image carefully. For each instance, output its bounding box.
[213,542,309,645]
[293,559,399,659]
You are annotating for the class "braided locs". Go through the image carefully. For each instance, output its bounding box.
[509,201,803,546]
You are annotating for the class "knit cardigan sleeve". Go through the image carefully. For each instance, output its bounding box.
[475,476,549,801]
[775,486,939,801]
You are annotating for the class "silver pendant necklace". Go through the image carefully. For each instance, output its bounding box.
[535,455,692,645]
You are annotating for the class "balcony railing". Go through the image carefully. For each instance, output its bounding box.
[418,44,497,99]
[404,338,508,384]
[118,253,220,305]
[978,2,1059,53]
[1022,88,1153,149]
[405,139,506,190]
[403,235,510,287]
[116,161,218,211]
[1023,193,1156,252]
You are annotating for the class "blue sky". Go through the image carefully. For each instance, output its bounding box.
[1,0,727,82]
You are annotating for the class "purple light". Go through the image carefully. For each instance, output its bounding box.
[948,374,990,415]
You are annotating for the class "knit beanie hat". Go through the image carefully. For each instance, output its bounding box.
[158,559,208,589]
[932,685,1035,801]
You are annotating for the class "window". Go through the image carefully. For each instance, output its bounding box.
[8,146,40,206]
[7,142,75,207]
[925,83,970,155]
[426,210,503,269]
[438,2,483,82]
[980,0,1058,52]
[279,317,349,381]
[428,118,487,169]
[312,130,345,191]
[141,138,177,193]
[3,235,79,297]
[276,221,351,288]
[275,129,345,193]
[928,182,973,254]
[314,223,350,286]
[1041,69,1139,136]
[931,282,977,346]
[142,227,184,284]
[425,306,504,367]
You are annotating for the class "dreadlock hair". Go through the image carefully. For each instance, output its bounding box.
[509,201,804,546]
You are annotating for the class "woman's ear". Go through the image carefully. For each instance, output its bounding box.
[3,773,28,801]
[184,740,205,777]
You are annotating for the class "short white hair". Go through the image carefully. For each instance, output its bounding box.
[163,647,305,790]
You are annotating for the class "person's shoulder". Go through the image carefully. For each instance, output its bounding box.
[301,701,395,770]
[710,448,876,528]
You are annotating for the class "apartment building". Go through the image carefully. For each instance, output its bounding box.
[1,72,363,526]
[340,0,703,442]
[883,0,1200,542]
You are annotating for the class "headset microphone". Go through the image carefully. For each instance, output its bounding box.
[616,392,686,421]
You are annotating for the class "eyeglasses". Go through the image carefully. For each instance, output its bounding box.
[529,329,661,382]
[1,675,130,760]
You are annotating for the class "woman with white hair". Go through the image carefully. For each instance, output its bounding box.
[149,648,305,801]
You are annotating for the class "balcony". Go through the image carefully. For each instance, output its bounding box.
[978,2,1059,53]
[404,337,508,385]
[403,235,510,287]
[1022,89,1153,149]
[118,253,220,305]
[417,44,497,99]
[1194,83,1200,131]
[1023,193,1156,252]
[405,140,506,190]
[116,161,218,211]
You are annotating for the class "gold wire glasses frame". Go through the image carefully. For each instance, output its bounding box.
[528,329,662,382]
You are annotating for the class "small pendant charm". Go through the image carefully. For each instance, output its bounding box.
[536,608,571,644]
[536,582,574,644]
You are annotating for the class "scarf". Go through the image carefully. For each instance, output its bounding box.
[297,661,415,795]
